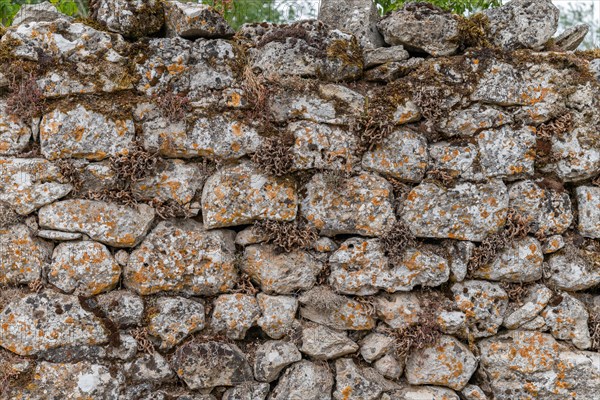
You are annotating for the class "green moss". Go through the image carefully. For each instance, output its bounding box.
[455,13,492,50]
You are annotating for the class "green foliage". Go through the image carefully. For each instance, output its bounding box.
[201,0,285,30]
[376,0,503,16]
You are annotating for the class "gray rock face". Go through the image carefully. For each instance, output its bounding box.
[377,3,460,56]
[484,0,560,50]
[95,0,164,38]
[388,247,450,291]
[38,200,154,248]
[577,186,600,238]
[172,341,253,390]
[299,287,376,330]
[541,292,591,350]
[125,352,174,383]
[402,180,508,241]
[254,340,302,382]
[0,291,107,355]
[452,280,508,338]
[96,290,144,328]
[318,0,384,49]
[375,292,421,329]
[477,126,536,180]
[438,104,512,138]
[211,294,260,340]
[224,382,271,400]
[364,46,410,68]
[385,386,459,400]
[124,220,237,295]
[11,1,64,26]
[257,293,298,339]
[360,333,394,363]
[269,360,334,400]
[479,330,600,400]
[148,297,205,350]
[504,284,553,330]
[0,224,52,285]
[544,247,600,291]
[300,323,358,360]
[554,24,590,51]
[333,358,383,400]
[163,0,234,39]
[0,100,31,155]
[405,335,477,390]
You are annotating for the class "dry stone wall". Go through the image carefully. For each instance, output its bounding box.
[0,0,599,399]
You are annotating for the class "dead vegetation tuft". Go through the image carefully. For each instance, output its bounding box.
[55,159,84,194]
[427,168,458,187]
[5,74,45,122]
[251,134,295,177]
[589,308,600,351]
[351,106,395,154]
[321,169,351,189]
[153,91,191,122]
[0,349,31,397]
[110,143,161,185]
[82,189,139,208]
[233,272,260,296]
[300,286,347,311]
[28,279,43,294]
[381,221,417,265]
[253,219,318,252]
[499,282,530,306]
[242,66,272,122]
[536,113,573,140]
[150,199,196,219]
[468,209,531,274]
[0,202,20,228]
[131,327,155,354]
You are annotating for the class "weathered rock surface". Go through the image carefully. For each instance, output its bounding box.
[125,351,174,383]
[96,290,144,328]
[388,247,450,291]
[364,46,410,68]
[38,200,154,248]
[576,186,600,238]
[318,0,384,49]
[0,224,52,285]
[256,293,298,339]
[300,323,358,360]
[254,340,302,382]
[95,0,164,38]
[269,360,334,400]
[438,104,512,138]
[299,287,376,330]
[452,280,508,338]
[124,220,237,295]
[223,382,270,400]
[503,284,553,329]
[148,297,205,349]
[163,0,234,39]
[477,126,536,179]
[385,385,460,400]
[541,292,591,350]
[132,159,201,205]
[554,24,590,51]
[11,1,64,26]
[211,294,260,340]
[544,246,600,291]
[375,292,421,329]
[333,358,383,400]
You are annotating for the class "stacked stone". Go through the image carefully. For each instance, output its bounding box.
[0,0,599,399]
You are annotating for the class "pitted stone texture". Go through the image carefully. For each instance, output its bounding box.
[211,294,260,340]
[541,292,591,350]
[0,100,31,155]
[300,323,358,360]
[125,352,175,383]
[172,341,253,390]
[388,247,450,291]
[0,158,72,215]
[0,224,52,285]
[461,385,488,400]
[163,1,234,39]
[48,241,121,296]
[0,291,107,355]
[545,246,600,291]
[39,200,154,248]
[132,160,201,205]
[360,333,394,363]
[364,46,410,68]
[377,3,459,56]
[362,129,429,182]
[289,121,358,172]
[508,180,573,237]
[269,360,334,400]
[95,0,164,38]
[477,126,536,180]
[428,142,481,181]
[37,230,82,241]
[202,162,297,229]
[96,290,144,328]
[504,284,553,330]
[257,294,298,339]
[405,335,477,391]
[471,236,544,282]
[375,292,421,329]
[243,244,324,294]
[333,358,383,400]
[543,234,566,254]
[576,186,600,238]
[402,180,508,241]
[318,0,384,49]
[328,238,389,295]
[235,226,268,247]
[385,386,459,400]
[452,280,508,338]
[254,340,302,382]
[555,24,590,51]
[375,354,403,380]
[479,330,600,400]
[299,287,376,331]
[301,172,396,237]
[245,20,362,82]
[438,104,512,138]
[148,297,205,350]
[223,382,270,400]
[484,0,559,50]
[365,58,424,82]
[7,361,124,400]
[11,1,64,25]
[125,220,237,295]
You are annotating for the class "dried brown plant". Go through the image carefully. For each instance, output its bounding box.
[252,219,318,252]
[251,134,295,177]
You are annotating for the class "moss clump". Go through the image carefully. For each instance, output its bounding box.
[252,219,318,253]
[456,13,492,49]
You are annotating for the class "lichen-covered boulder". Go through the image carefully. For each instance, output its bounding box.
[301,172,396,237]
[477,126,536,179]
[94,0,164,38]
[299,287,376,330]
[125,352,175,383]
[11,1,64,26]
[300,323,359,360]
[171,341,253,390]
[211,294,260,340]
[148,297,205,350]
[0,158,72,215]
[333,358,383,400]
[484,0,559,50]
[545,246,600,291]
[269,360,334,400]
[576,186,600,238]
[452,280,508,338]
[0,100,31,155]
[0,291,107,355]
[541,292,591,350]
[438,104,512,138]
[202,162,297,229]
[254,340,302,382]
[47,241,121,296]
[402,180,508,241]
[96,290,144,328]
[0,224,53,285]
[38,200,154,248]
[360,333,394,363]
[318,0,384,49]
[388,247,450,291]
[377,3,460,56]
[224,382,270,400]
[124,220,237,295]
[163,0,234,39]
[405,335,477,390]
[503,284,553,329]
[256,294,298,339]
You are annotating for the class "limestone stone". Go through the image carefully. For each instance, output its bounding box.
[0,158,72,215]
[437,311,467,336]
[40,105,135,161]
[269,360,334,400]
[384,386,459,400]
[131,159,201,206]
[202,162,297,229]
[318,0,384,49]
[96,290,144,328]
[269,91,342,124]
[508,180,573,237]
[405,335,477,390]
[235,226,268,246]
[36,230,82,241]
[438,104,512,138]
[333,358,383,400]
[223,382,270,400]
[541,292,591,350]
[256,294,298,340]
[477,126,536,180]
[124,220,237,295]
[577,186,600,238]
[254,340,302,382]
[544,246,600,291]
[148,297,205,350]
[377,3,459,56]
[428,142,481,181]
[402,180,508,241]
[554,24,590,51]
[388,247,450,291]
[471,236,544,282]
[374,354,403,380]
[542,234,565,254]
[299,287,376,330]
[362,129,429,182]
[38,200,155,248]
[211,294,260,340]
[446,240,474,282]
[0,99,31,155]
[243,244,324,294]
[364,46,409,68]
[375,292,421,329]
[301,172,396,237]
[125,352,175,383]
[300,323,358,360]
[95,0,164,38]
[360,333,394,363]
[462,385,488,400]
[47,241,121,296]
[452,280,508,338]
[163,1,234,39]
[11,1,64,25]
[172,341,253,390]
[0,291,107,356]
[0,224,52,285]
[504,284,553,330]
